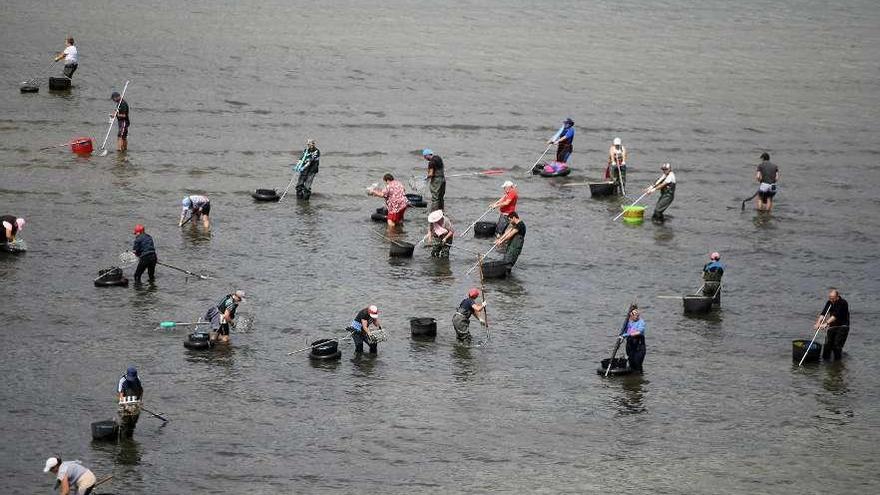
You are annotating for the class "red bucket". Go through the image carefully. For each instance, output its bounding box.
[70,137,94,155]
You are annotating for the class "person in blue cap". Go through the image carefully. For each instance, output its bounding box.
[179,195,211,229]
[117,366,143,437]
[548,118,575,163]
[422,149,446,211]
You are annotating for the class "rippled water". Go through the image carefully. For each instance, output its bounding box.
[1,0,879,493]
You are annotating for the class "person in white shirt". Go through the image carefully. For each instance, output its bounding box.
[54,37,78,78]
[645,163,676,222]
[43,457,96,495]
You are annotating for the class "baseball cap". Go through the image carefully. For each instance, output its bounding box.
[111,91,120,99]
[422,149,433,157]
[43,457,59,473]
[126,366,138,379]
[368,305,379,318]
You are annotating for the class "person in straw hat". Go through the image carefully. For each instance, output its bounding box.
[427,209,454,258]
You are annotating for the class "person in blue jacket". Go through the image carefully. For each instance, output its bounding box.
[547,118,575,163]
[131,224,157,283]
[619,306,646,373]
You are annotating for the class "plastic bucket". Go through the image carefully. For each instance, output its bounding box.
[91,420,119,441]
[70,137,93,155]
[621,205,645,223]
[792,339,821,363]
[389,241,414,258]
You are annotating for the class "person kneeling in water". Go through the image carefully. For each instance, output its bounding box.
[204,290,245,344]
[452,288,487,344]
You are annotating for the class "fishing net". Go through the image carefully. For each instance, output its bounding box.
[408,175,426,193]
[367,328,388,344]
[119,251,137,265]
[1,238,28,252]
[233,313,255,333]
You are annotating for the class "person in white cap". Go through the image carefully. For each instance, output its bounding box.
[607,137,628,193]
[347,305,382,354]
[179,195,211,229]
[427,210,454,258]
[645,163,676,222]
[43,456,96,495]
[1,215,25,244]
[204,290,245,344]
[490,181,518,236]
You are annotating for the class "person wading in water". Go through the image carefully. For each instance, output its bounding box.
[619,306,647,373]
[452,288,487,344]
[117,366,143,437]
[815,288,850,361]
[204,291,245,344]
[607,137,627,193]
[294,139,320,200]
[347,305,382,354]
[548,118,575,164]
[645,163,676,223]
[131,224,157,283]
[755,152,779,212]
[422,149,446,211]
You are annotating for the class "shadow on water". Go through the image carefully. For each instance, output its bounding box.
[350,352,378,377]
[184,344,235,366]
[180,225,211,246]
[90,435,142,466]
[613,375,647,416]
[752,211,774,228]
[652,223,675,244]
[816,361,854,424]
[451,344,476,383]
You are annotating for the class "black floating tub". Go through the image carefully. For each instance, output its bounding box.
[91,420,119,441]
[20,84,39,93]
[252,188,280,201]
[410,317,437,338]
[792,339,821,363]
[597,357,632,376]
[589,181,617,197]
[371,212,387,222]
[474,221,496,238]
[682,295,713,314]
[377,207,388,215]
[183,332,214,351]
[94,266,129,287]
[48,77,71,91]
[310,338,342,360]
[481,260,510,279]
[389,241,415,258]
[405,193,427,207]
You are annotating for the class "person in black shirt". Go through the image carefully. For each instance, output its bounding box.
[452,288,487,344]
[204,291,245,344]
[422,149,446,211]
[111,91,129,151]
[131,224,157,283]
[495,212,526,269]
[755,152,779,211]
[815,288,850,361]
[347,305,382,354]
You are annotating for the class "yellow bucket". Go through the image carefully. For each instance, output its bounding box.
[621,205,645,223]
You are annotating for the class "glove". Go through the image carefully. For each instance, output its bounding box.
[481,301,488,307]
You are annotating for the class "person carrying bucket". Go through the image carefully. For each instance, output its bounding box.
[619,306,646,373]
[43,456,96,495]
[131,224,157,283]
[368,173,408,227]
[814,288,850,361]
[607,137,627,193]
[427,210,454,258]
[547,118,575,164]
[422,149,446,211]
[294,139,320,200]
[645,163,676,223]
[755,152,779,212]
[204,291,245,344]
[110,91,130,152]
[117,366,143,438]
[453,288,487,344]
[53,37,78,79]
[494,211,526,269]
[179,195,211,229]
[1,216,25,244]
[490,180,518,237]
[347,305,382,354]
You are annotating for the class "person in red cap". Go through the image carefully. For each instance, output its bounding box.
[131,224,157,283]
[452,288,487,344]
[347,305,382,354]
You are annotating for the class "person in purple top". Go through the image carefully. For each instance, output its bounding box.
[619,306,646,373]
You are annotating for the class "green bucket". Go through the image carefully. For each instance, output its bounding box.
[621,205,645,223]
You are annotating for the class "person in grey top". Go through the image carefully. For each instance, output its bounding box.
[755,152,779,211]
[44,456,96,495]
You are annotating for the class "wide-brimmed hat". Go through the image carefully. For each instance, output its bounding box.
[428,210,444,223]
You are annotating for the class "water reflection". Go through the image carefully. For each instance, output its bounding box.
[350,352,378,377]
[184,343,235,367]
[752,211,773,227]
[613,376,647,416]
[652,223,675,244]
[451,344,476,383]
[180,225,211,246]
[822,361,849,395]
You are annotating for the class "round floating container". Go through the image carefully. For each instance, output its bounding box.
[371,212,387,222]
[621,205,645,224]
[389,241,414,258]
[405,193,427,208]
[309,338,342,360]
[70,137,93,155]
[597,357,632,376]
[20,83,39,93]
[589,181,617,197]
[48,77,71,91]
[473,221,496,238]
[183,332,214,351]
[94,266,128,287]
[410,317,437,338]
[682,295,714,314]
[481,260,510,279]
[792,339,821,363]
[252,188,280,202]
[91,420,119,441]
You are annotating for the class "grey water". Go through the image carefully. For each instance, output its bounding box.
[1,0,879,493]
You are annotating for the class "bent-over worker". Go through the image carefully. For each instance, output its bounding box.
[368,174,408,227]
[1,216,25,244]
[204,290,245,344]
[179,195,211,229]
[43,457,95,495]
[347,305,382,354]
